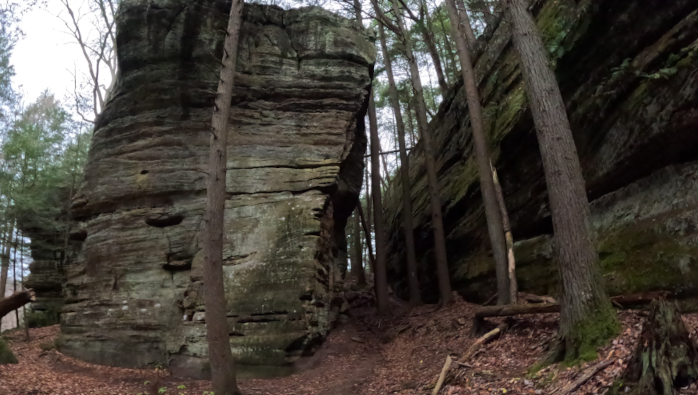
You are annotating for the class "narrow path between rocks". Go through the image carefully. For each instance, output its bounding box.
[1,296,697,395]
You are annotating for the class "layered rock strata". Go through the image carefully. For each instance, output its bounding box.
[384,0,698,306]
[58,1,374,377]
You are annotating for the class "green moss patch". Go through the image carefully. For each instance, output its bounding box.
[0,338,18,365]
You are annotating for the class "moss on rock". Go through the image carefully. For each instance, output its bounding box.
[0,338,17,365]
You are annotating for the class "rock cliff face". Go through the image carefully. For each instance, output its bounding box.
[58,1,374,377]
[384,0,698,306]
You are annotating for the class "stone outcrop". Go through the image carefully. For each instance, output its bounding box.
[384,0,698,307]
[58,1,374,377]
[22,189,80,328]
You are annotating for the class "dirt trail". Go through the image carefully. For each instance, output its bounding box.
[1,298,697,395]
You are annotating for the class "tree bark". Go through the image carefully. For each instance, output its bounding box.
[0,223,13,301]
[491,162,517,303]
[388,0,452,305]
[504,0,618,362]
[368,92,389,314]
[203,0,244,393]
[0,290,34,320]
[351,210,367,286]
[444,0,510,305]
[378,24,421,306]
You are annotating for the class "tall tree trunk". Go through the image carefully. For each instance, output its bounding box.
[406,100,418,146]
[416,9,449,95]
[444,0,510,305]
[368,92,389,314]
[203,0,244,393]
[365,164,373,238]
[379,23,421,306]
[390,0,452,305]
[357,203,375,274]
[0,223,13,300]
[456,1,479,53]
[352,210,367,286]
[436,10,458,79]
[491,162,517,303]
[12,227,19,328]
[19,236,28,340]
[504,0,618,362]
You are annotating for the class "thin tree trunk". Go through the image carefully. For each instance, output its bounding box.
[406,100,418,146]
[457,3,479,54]
[504,0,618,362]
[390,0,452,305]
[357,203,375,274]
[0,223,13,301]
[352,210,367,286]
[203,0,244,393]
[444,0,510,305]
[13,227,19,328]
[378,23,421,305]
[436,10,458,78]
[490,162,517,303]
[20,236,28,340]
[368,92,389,314]
[420,23,449,94]
[365,164,372,238]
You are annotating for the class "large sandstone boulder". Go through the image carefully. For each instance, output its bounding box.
[59,1,374,378]
[384,0,698,306]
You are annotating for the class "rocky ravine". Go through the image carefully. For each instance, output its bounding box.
[57,1,375,378]
[384,0,698,305]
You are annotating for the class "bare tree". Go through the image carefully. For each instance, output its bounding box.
[58,0,118,122]
[203,0,245,393]
[504,0,618,361]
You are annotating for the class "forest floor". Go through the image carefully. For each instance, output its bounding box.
[1,292,698,395]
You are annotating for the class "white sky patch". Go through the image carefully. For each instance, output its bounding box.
[12,2,90,105]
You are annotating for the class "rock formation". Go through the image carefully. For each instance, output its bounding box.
[384,0,698,307]
[57,1,374,378]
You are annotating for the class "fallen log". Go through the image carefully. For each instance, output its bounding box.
[0,290,35,319]
[522,293,558,304]
[609,291,671,307]
[475,292,671,322]
[475,302,560,319]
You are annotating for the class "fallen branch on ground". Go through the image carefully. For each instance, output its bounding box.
[0,290,35,319]
[432,323,508,394]
[557,359,614,394]
[432,355,452,395]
